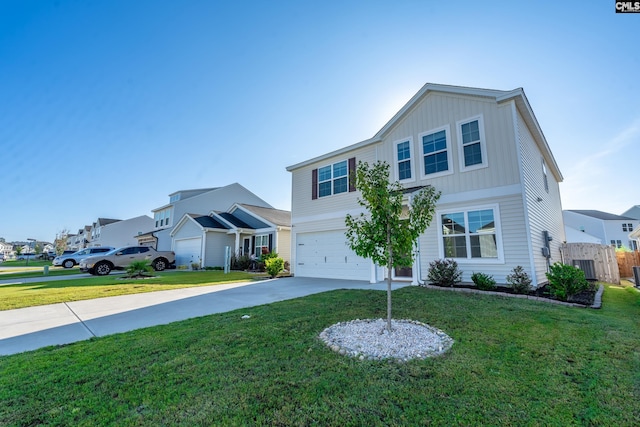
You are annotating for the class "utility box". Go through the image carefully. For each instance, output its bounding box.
[633,266,640,288]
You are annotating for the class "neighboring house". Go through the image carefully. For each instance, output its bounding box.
[139,183,275,253]
[69,226,92,251]
[564,226,601,244]
[0,241,14,259]
[170,203,291,268]
[286,83,565,287]
[88,215,154,248]
[621,205,640,220]
[563,210,637,250]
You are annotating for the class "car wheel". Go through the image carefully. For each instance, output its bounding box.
[95,261,112,276]
[63,259,75,269]
[152,258,167,271]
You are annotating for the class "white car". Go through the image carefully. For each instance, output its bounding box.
[53,247,115,268]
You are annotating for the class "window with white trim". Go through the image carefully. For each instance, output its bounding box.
[318,160,348,197]
[255,235,269,256]
[542,158,549,193]
[457,116,487,171]
[440,207,499,260]
[420,126,451,177]
[622,223,633,232]
[394,139,413,181]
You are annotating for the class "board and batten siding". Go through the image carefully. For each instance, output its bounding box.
[172,218,202,240]
[515,107,565,285]
[203,231,235,267]
[380,92,521,196]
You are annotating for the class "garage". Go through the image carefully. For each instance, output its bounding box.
[295,230,370,280]
[174,237,202,268]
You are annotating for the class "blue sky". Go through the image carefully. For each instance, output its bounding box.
[1,1,638,243]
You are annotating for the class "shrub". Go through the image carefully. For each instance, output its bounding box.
[545,262,590,301]
[126,260,153,278]
[471,272,496,291]
[230,253,251,271]
[506,266,532,294]
[265,256,284,278]
[427,259,462,287]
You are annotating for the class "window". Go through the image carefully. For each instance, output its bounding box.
[611,240,622,248]
[255,235,269,256]
[457,116,487,171]
[394,139,413,181]
[542,159,549,193]
[420,126,451,177]
[318,160,348,197]
[440,207,500,261]
[622,223,633,232]
[154,209,172,228]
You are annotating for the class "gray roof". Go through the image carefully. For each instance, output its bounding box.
[238,204,291,227]
[191,215,229,230]
[566,210,635,221]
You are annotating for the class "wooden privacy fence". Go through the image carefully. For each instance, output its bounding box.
[616,250,640,278]
[559,243,620,284]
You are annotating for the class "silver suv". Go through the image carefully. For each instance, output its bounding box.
[79,246,176,276]
[53,247,115,268]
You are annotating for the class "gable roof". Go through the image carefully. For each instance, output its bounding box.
[286,83,562,181]
[566,210,635,221]
[237,204,291,227]
[192,215,229,229]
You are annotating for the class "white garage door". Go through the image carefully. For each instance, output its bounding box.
[295,231,370,280]
[174,238,202,267]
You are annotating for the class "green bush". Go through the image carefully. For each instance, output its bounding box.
[265,257,284,278]
[545,262,591,301]
[126,260,153,278]
[427,259,462,287]
[506,266,532,294]
[471,272,496,291]
[230,253,251,271]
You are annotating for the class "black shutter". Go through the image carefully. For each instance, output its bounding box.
[251,236,256,255]
[268,234,273,252]
[312,168,318,200]
[348,157,356,192]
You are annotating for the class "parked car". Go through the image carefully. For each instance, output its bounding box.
[53,247,115,268]
[79,246,176,276]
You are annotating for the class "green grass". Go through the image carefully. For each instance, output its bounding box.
[0,260,52,268]
[0,271,262,310]
[1,283,639,425]
[0,267,82,279]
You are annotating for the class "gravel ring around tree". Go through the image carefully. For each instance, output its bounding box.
[319,318,454,362]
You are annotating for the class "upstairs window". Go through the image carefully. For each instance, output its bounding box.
[395,140,413,181]
[457,116,487,171]
[421,126,451,177]
[622,223,633,232]
[312,157,356,199]
[542,159,549,193]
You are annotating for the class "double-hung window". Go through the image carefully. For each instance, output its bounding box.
[255,235,269,256]
[457,116,487,171]
[440,206,501,261]
[420,125,451,177]
[318,160,348,197]
[394,138,414,182]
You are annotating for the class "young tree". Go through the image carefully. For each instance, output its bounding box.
[54,229,69,255]
[345,161,440,332]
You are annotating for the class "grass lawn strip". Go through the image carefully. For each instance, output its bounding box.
[0,284,639,425]
[0,271,263,311]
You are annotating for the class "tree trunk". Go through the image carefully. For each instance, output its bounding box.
[386,224,392,333]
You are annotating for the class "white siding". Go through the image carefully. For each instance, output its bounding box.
[90,216,154,248]
[516,107,565,285]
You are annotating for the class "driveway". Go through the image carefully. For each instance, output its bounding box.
[0,277,410,356]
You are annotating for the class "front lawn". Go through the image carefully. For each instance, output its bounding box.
[0,271,262,310]
[1,284,639,425]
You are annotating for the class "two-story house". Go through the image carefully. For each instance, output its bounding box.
[287,83,565,287]
[138,183,291,269]
[88,216,154,248]
[563,210,637,250]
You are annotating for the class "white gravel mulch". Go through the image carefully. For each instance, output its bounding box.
[319,318,454,362]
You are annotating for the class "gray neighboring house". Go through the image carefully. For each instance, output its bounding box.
[88,216,154,248]
[563,210,637,250]
[171,203,291,268]
[137,183,290,268]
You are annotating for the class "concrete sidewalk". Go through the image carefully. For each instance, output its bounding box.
[0,277,410,356]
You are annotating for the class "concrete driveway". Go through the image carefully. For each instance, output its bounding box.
[0,277,410,356]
